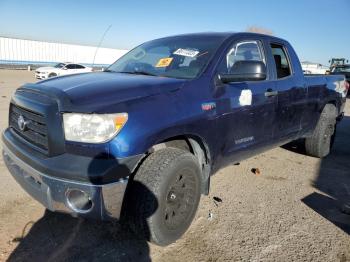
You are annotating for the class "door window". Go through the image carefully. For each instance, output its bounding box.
[270,44,291,78]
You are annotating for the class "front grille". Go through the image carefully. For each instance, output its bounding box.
[9,104,48,152]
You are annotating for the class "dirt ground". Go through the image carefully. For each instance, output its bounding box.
[0,69,349,262]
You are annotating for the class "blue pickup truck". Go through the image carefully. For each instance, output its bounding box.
[2,32,348,245]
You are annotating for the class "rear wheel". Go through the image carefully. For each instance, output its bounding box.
[125,147,202,246]
[305,104,337,158]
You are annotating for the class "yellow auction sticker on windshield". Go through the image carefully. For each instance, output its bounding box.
[155,57,173,67]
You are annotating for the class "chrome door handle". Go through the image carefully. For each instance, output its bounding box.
[265,90,278,97]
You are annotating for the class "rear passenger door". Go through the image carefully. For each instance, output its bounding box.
[269,43,307,139]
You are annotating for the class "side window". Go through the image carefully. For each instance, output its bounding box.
[270,44,291,78]
[75,64,85,69]
[221,40,265,73]
[66,64,76,69]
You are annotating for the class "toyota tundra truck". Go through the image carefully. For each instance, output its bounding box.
[2,32,348,246]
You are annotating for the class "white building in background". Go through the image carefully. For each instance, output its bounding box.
[301,61,329,75]
[0,36,128,66]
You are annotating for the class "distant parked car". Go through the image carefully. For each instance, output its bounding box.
[35,62,92,79]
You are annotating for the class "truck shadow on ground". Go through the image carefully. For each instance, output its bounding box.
[7,180,156,262]
[284,116,350,234]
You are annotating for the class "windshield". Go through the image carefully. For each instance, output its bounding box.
[54,63,66,68]
[107,35,226,79]
[332,66,350,73]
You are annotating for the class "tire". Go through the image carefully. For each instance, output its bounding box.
[125,147,202,246]
[305,104,337,158]
[48,73,57,78]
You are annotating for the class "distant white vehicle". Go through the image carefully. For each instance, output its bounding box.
[301,62,329,75]
[35,62,92,79]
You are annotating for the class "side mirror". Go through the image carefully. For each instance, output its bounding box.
[218,60,267,83]
[62,67,67,70]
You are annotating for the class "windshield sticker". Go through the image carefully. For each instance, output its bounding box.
[132,49,146,60]
[155,57,173,67]
[173,48,199,58]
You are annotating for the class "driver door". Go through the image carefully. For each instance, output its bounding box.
[215,39,278,162]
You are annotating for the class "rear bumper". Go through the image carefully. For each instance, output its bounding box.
[2,142,128,220]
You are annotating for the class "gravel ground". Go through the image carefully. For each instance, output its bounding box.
[0,69,349,262]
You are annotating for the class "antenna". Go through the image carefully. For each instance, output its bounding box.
[92,24,112,68]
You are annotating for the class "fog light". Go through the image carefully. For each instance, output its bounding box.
[66,189,93,213]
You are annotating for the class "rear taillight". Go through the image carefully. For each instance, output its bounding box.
[345,81,349,91]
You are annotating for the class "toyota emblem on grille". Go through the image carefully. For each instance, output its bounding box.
[17,115,28,131]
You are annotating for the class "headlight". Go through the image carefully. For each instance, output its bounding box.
[63,113,128,143]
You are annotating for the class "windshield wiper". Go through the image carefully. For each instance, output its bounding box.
[119,71,157,76]
[104,69,115,72]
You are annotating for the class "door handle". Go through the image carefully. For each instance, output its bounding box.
[265,90,278,97]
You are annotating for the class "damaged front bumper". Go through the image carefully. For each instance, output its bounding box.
[2,142,128,220]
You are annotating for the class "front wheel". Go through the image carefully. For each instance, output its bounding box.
[125,147,202,246]
[48,73,57,78]
[305,104,337,158]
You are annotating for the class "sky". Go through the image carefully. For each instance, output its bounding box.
[0,0,349,65]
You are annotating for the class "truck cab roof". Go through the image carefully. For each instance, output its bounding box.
[159,31,288,43]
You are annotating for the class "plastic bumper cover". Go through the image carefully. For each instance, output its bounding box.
[2,142,129,220]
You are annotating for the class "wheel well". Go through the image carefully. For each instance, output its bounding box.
[150,135,211,195]
[325,100,339,114]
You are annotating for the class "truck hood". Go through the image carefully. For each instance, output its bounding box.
[21,72,187,112]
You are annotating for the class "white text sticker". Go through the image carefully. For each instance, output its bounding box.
[173,48,199,58]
